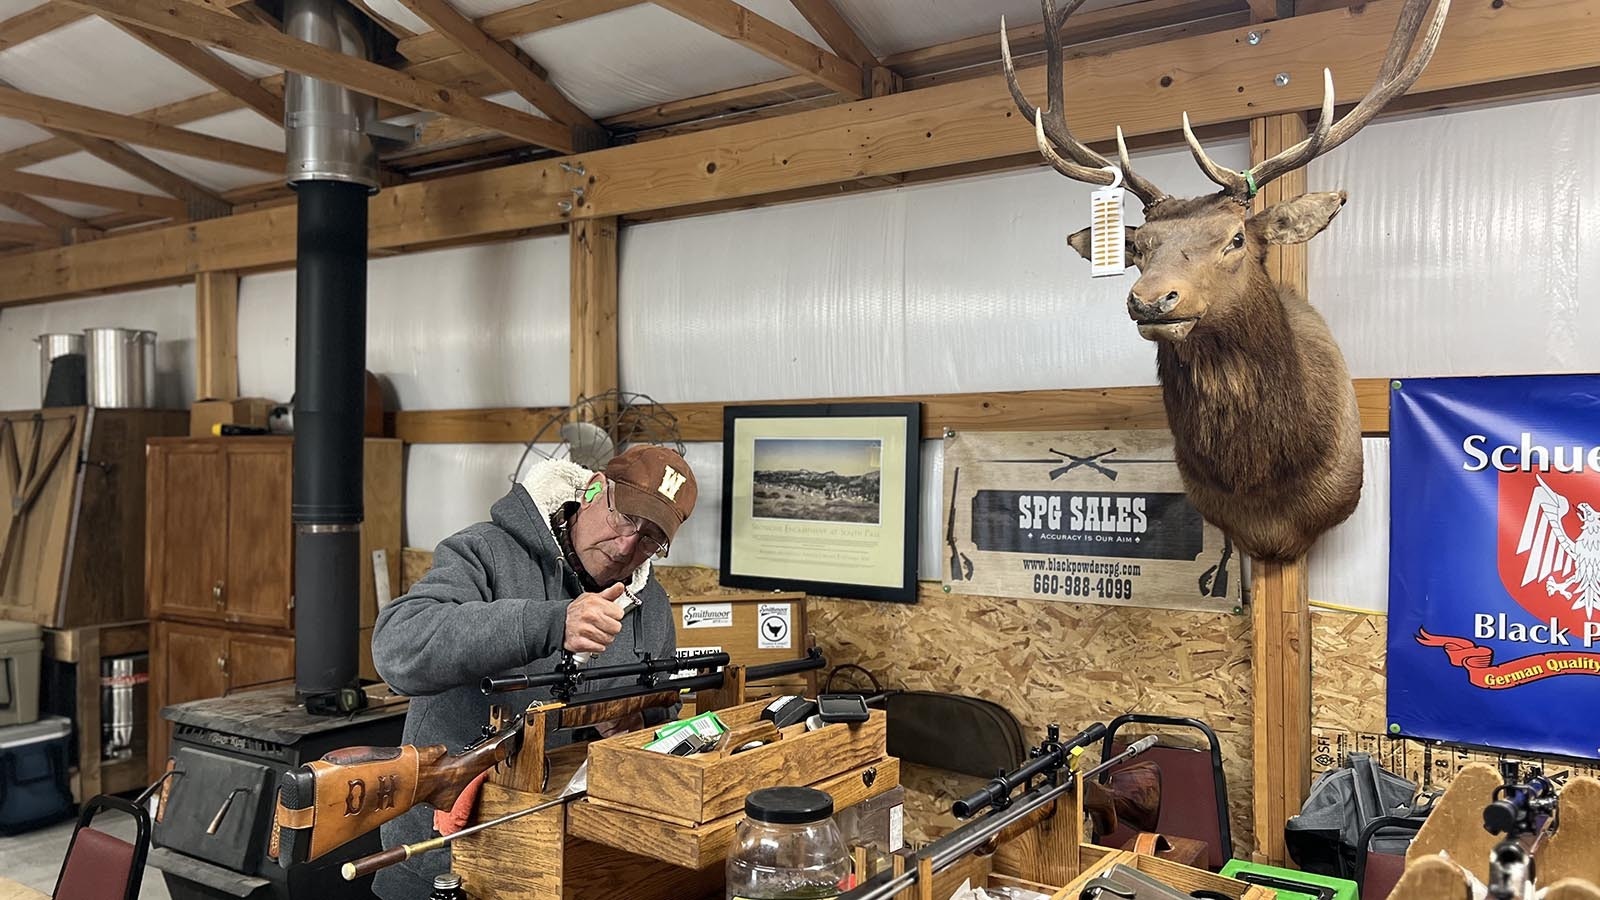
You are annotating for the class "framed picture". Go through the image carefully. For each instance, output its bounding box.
[720,402,921,603]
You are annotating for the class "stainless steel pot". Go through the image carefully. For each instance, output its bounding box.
[84,327,158,408]
[35,332,84,403]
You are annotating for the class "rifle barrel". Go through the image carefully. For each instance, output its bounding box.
[841,736,1156,900]
[745,648,825,681]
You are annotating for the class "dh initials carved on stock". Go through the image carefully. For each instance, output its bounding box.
[342,775,400,816]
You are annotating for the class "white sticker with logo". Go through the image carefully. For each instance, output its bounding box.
[889,804,904,851]
[681,603,733,629]
[674,645,723,677]
[757,602,793,649]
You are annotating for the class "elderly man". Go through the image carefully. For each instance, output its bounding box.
[370,444,698,899]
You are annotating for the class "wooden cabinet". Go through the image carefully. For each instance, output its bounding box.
[144,436,401,778]
[149,621,294,776]
[146,436,399,630]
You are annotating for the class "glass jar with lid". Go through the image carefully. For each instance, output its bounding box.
[726,786,852,899]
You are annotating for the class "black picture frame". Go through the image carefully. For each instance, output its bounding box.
[719,402,921,603]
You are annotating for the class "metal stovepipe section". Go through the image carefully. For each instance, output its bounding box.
[284,0,376,708]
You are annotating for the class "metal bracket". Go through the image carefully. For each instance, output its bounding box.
[362,119,419,145]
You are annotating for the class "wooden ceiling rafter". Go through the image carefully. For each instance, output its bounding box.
[55,131,233,219]
[0,3,88,51]
[394,0,602,134]
[0,189,92,231]
[0,83,286,170]
[651,0,867,99]
[63,0,580,152]
[0,168,187,219]
[113,22,286,125]
[393,0,648,64]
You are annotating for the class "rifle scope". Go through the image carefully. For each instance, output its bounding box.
[1483,774,1558,837]
[481,650,731,694]
[952,722,1108,818]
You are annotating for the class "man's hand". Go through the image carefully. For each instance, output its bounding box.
[563,582,627,654]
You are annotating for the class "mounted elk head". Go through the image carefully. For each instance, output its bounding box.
[1004,0,1450,561]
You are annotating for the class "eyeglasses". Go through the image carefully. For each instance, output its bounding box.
[603,484,670,558]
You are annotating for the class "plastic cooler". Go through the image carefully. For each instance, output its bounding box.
[1219,861,1360,900]
[0,715,75,834]
[0,620,43,727]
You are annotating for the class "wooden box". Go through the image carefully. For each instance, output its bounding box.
[0,407,188,628]
[586,698,887,825]
[571,756,900,869]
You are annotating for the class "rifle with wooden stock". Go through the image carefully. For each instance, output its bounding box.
[273,650,825,867]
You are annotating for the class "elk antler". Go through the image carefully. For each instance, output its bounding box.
[1000,0,1169,210]
[1185,0,1452,199]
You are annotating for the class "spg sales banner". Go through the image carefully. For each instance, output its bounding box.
[1389,375,1600,760]
[942,430,1241,612]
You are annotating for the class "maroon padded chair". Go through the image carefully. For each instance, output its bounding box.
[1096,714,1234,870]
[1354,816,1424,900]
[52,795,149,900]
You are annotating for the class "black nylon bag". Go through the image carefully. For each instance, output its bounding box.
[826,664,1026,778]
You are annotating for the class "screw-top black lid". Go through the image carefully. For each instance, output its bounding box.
[745,786,835,824]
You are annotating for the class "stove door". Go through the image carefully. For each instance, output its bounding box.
[155,746,275,874]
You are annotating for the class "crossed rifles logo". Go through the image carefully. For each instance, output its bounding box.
[1048,447,1119,481]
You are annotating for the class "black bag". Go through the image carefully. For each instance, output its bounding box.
[825,665,1026,779]
[1284,751,1430,878]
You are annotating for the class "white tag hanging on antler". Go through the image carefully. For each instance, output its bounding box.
[1089,165,1126,277]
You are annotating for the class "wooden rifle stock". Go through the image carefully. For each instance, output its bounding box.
[274,732,520,866]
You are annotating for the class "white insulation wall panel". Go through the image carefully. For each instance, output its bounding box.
[405,443,532,552]
[620,139,1249,402]
[1306,438,1390,613]
[1308,93,1600,378]
[238,235,570,408]
[0,284,196,409]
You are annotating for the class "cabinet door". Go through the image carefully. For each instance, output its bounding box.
[149,622,229,779]
[224,446,293,628]
[226,632,295,692]
[147,444,227,622]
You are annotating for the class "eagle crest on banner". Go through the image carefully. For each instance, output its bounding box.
[1516,474,1600,619]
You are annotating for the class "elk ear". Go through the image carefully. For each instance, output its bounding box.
[1248,191,1348,244]
[1067,226,1140,266]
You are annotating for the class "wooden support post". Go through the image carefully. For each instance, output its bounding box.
[1247,112,1314,866]
[195,271,239,400]
[569,216,619,409]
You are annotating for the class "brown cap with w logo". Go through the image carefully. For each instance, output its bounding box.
[603,445,698,542]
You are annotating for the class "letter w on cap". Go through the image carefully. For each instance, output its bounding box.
[658,466,688,500]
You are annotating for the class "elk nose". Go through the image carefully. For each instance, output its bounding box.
[1127,288,1180,320]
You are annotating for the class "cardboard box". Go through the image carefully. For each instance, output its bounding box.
[190,397,276,437]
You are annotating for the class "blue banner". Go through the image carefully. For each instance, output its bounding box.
[1389,375,1600,760]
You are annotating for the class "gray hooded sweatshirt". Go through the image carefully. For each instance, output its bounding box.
[370,459,677,899]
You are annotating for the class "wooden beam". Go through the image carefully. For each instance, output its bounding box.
[66,0,579,152]
[570,217,619,405]
[787,0,878,68]
[2,0,1598,303]
[0,84,284,171]
[195,271,238,400]
[653,0,866,99]
[0,168,188,219]
[1249,111,1312,866]
[395,0,602,132]
[115,23,286,125]
[54,132,233,219]
[394,0,648,64]
[1246,0,1281,20]
[0,191,91,233]
[392,377,1394,444]
[0,220,63,246]
[0,3,88,51]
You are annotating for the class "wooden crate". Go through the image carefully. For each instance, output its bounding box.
[587,698,887,824]
[671,591,810,673]
[571,756,901,869]
[0,408,188,628]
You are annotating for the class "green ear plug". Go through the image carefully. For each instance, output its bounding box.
[584,483,602,502]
